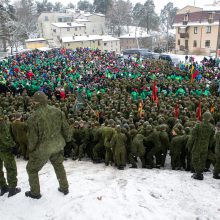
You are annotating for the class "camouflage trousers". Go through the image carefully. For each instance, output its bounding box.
[0,152,18,188]
[129,143,145,167]
[192,150,208,173]
[114,146,127,167]
[214,155,220,175]
[26,150,69,196]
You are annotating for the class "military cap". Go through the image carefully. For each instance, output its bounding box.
[32,91,48,104]
[203,111,212,121]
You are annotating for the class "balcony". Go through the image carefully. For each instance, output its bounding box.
[182,21,188,25]
[208,18,214,24]
[180,33,189,38]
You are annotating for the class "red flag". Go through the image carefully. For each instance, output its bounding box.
[196,101,202,121]
[175,103,179,119]
[191,70,199,82]
[152,81,158,104]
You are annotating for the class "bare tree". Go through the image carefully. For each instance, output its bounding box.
[107,0,132,37]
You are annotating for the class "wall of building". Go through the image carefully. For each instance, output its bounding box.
[120,37,152,51]
[78,14,106,35]
[102,40,120,53]
[63,40,102,50]
[176,24,219,55]
[38,13,73,40]
[51,26,86,43]
[26,41,47,49]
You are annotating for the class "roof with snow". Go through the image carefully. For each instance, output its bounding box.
[83,13,105,17]
[101,36,120,42]
[74,19,91,22]
[62,35,103,43]
[119,34,151,39]
[51,22,85,28]
[25,38,46,42]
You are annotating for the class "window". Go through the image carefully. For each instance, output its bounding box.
[206,26,211,33]
[98,40,101,46]
[205,40,210,47]
[68,43,70,46]
[178,27,180,34]
[193,40,197,47]
[45,16,49,21]
[53,29,56,33]
[194,27,198,34]
[184,14,188,21]
[67,28,70,31]
[79,27,81,30]
[75,27,77,31]
[104,43,107,46]
[58,18,62,22]
[177,39,180,45]
[208,12,213,19]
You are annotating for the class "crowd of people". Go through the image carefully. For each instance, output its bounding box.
[0,48,220,199]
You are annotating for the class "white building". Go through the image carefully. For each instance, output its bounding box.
[76,13,106,35]
[101,36,120,53]
[61,35,120,52]
[38,12,73,40]
[51,22,86,45]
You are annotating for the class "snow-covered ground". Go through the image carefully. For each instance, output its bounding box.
[0,159,220,220]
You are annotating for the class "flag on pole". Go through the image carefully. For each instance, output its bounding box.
[191,69,199,82]
[152,80,158,105]
[174,103,179,119]
[210,104,215,113]
[196,101,202,121]
[138,100,143,117]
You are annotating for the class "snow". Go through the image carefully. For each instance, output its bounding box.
[25,38,46,42]
[51,22,85,28]
[1,159,220,220]
[62,35,102,43]
[173,22,219,27]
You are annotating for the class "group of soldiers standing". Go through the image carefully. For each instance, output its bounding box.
[1,48,220,199]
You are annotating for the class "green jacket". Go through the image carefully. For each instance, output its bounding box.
[0,121,16,152]
[27,104,71,154]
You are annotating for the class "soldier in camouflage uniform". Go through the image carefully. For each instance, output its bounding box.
[25,91,71,199]
[191,112,215,180]
[213,122,220,179]
[111,125,127,170]
[11,112,28,160]
[0,111,21,197]
[129,129,146,168]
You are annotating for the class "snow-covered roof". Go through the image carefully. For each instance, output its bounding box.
[74,19,91,22]
[51,22,85,28]
[82,13,105,17]
[119,33,151,39]
[94,13,105,17]
[173,21,219,27]
[203,6,220,11]
[62,35,103,43]
[25,38,46,42]
[101,36,120,42]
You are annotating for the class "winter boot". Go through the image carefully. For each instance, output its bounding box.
[25,191,41,199]
[191,172,204,180]
[8,187,21,197]
[118,165,124,170]
[130,164,137,168]
[0,185,9,196]
[58,188,69,195]
[213,173,220,179]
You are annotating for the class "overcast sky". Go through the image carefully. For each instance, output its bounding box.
[75,0,213,13]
